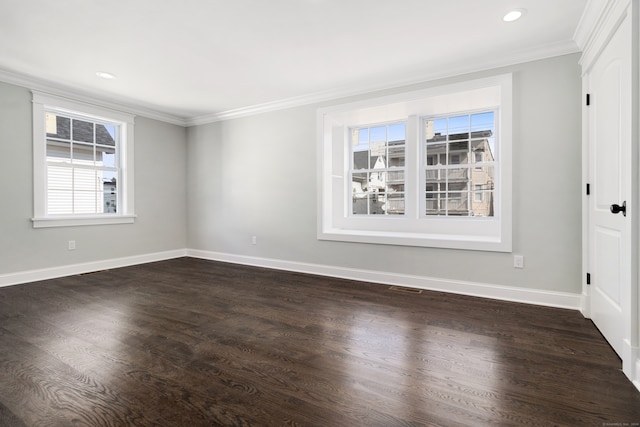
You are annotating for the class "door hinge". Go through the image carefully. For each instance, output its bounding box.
[587,273,591,285]
[586,183,590,195]
[586,93,591,106]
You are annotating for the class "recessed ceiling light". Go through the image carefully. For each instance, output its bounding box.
[503,9,526,22]
[96,71,116,80]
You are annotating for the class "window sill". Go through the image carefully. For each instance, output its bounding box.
[318,228,510,252]
[32,214,136,229]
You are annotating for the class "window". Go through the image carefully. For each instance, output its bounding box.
[317,74,512,251]
[424,111,495,217]
[351,123,406,216]
[32,92,135,228]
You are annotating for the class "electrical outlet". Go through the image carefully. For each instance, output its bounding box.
[514,255,524,269]
[68,240,76,251]
[251,236,257,245]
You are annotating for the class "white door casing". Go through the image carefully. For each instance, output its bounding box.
[582,0,638,384]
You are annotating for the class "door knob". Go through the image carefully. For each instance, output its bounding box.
[610,201,626,216]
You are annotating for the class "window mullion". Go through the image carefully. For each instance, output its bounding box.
[406,115,419,219]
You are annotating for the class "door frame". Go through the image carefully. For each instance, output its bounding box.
[579,0,639,390]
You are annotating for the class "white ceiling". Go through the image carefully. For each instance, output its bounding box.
[0,0,590,125]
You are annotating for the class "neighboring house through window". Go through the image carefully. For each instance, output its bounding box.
[32,92,136,228]
[317,74,512,251]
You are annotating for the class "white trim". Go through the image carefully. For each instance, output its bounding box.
[187,249,581,310]
[579,0,631,73]
[0,67,187,127]
[574,0,613,51]
[623,339,640,392]
[317,74,512,252]
[186,40,577,125]
[634,354,640,392]
[31,215,136,228]
[0,248,582,310]
[0,249,187,288]
[32,91,136,226]
[1,38,578,128]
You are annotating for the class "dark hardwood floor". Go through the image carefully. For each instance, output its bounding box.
[0,257,638,426]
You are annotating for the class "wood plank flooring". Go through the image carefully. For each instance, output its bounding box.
[0,257,638,426]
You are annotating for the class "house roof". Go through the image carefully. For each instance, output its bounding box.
[47,115,116,146]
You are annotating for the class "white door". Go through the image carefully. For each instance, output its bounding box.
[587,12,632,359]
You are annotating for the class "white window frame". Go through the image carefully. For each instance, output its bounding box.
[32,91,136,228]
[317,74,512,252]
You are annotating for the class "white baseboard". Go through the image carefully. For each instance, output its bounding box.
[187,249,582,310]
[634,357,640,393]
[0,249,187,288]
[627,342,640,393]
[0,248,582,310]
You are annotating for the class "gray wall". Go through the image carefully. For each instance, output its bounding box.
[187,54,583,293]
[0,81,188,274]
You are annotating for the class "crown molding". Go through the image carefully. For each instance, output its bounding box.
[573,0,611,50]
[0,68,189,127]
[0,37,581,129]
[186,39,581,126]
[577,0,631,71]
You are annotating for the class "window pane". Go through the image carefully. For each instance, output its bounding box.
[96,124,116,146]
[388,182,404,193]
[352,128,369,149]
[72,119,94,143]
[426,143,446,166]
[369,195,385,215]
[74,191,98,214]
[352,196,368,214]
[74,169,98,192]
[370,126,386,143]
[349,122,406,217]
[103,191,117,213]
[449,140,469,165]
[388,123,405,142]
[472,137,495,164]
[425,118,446,142]
[47,140,71,163]
[387,169,404,184]
[102,171,118,185]
[353,150,368,170]
[471,166,495,189]
[447,167,468,181]
[97,146,116,168]
[72,144,94,165]
[388,143,405,167]
[47,190,72,214]
[46,113,70,139]
[447,193,469,215]
[448,181,468,192]
[47,166,72,190]
[386,193,404,215]
[470,166,495,217]
[448,115,469,140]
[369,152,387,169]
[352,172,368,197]
[369,170,386,190]
[425,193,444,215]
[472,191,494,217]
[471,111,494,135]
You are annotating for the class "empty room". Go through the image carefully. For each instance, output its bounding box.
[1,0,640,425]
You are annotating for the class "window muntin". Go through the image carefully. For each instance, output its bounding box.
[317,74,512,252]
[32,91,135,228]
[423,111,496,217]
[45,111,121,215]
[350,122,406,216]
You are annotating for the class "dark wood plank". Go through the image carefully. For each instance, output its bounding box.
[0,257,639,426]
